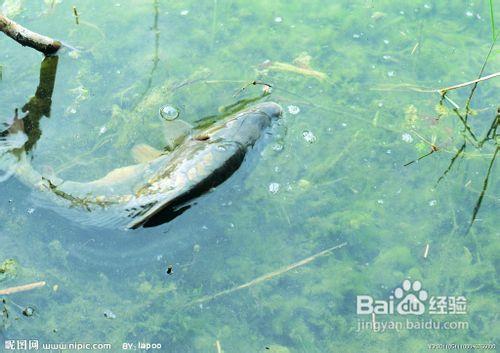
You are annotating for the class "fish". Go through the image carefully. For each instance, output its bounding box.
[5,102,283,229]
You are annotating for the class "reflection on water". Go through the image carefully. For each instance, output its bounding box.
[0,56,58,150]
[0,56,58,183]
[21,56,59,153]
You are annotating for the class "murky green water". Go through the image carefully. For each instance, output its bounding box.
[0,1,498,352]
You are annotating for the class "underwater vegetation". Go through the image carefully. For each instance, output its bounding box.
[0,0,498,352]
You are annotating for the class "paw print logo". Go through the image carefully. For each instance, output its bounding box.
[394,279,428,315]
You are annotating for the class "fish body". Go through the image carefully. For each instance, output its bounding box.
[10,102,283,229]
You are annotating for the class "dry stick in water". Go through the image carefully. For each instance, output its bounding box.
[0,281,46,295]
[0,13,61,55]
[439,72,500,94]
[188,242,347,306]
[372,72,500,95]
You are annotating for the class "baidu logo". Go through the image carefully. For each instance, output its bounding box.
[356,279,467,316]
[394,279,428,315]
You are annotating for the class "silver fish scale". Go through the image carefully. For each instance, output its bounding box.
[125,139,244,228]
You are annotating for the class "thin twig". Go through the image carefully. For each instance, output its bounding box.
[438,72,500,94]
[403,149,436,167]
[451,108,478,142]
[72,6,80,25]
[478,108,499,147]
[0,281,46,295]
[465,146,498,235]
[423,243,430,259]
[436,142,466,185]
[186,243,347,306]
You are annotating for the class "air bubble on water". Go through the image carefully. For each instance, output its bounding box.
[424,4,431,9]
[268,182,280,194]
[287,105,300,115]
[180,10,189,16]
[387,71,395,77]
[341,123,347,127]
[274,16,283,23]
[353,34,360,39]
[383,39,389,44]
[302,130,317,143]
[272,143,283,152]
[377,199,384,204]
[99,126,107,135]
[159,105,179,121]
[465,11,473,17]
[402,133,413,143]
[103,310,116,319]
[386,149,392,154]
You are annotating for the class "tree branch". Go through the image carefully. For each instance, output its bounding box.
[0,12,61,55]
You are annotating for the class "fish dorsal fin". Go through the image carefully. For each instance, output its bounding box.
[131,144,163,163]
[162,120,192,151]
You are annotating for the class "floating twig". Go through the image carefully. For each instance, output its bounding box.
[0,13,61,55]
[438,72,500,94]
[187,243,347,306]
[410,42,419,55]
[372,70,500,95]
[72,6,80,25]
[0,281,46,295]
[423,243,430,259]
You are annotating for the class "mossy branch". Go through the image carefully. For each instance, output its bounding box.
[0,12,61,55]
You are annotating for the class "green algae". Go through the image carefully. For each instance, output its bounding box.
[0,259,17,282]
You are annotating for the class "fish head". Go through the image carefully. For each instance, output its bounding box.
[253,102,283,121]
[205,102,282,148]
